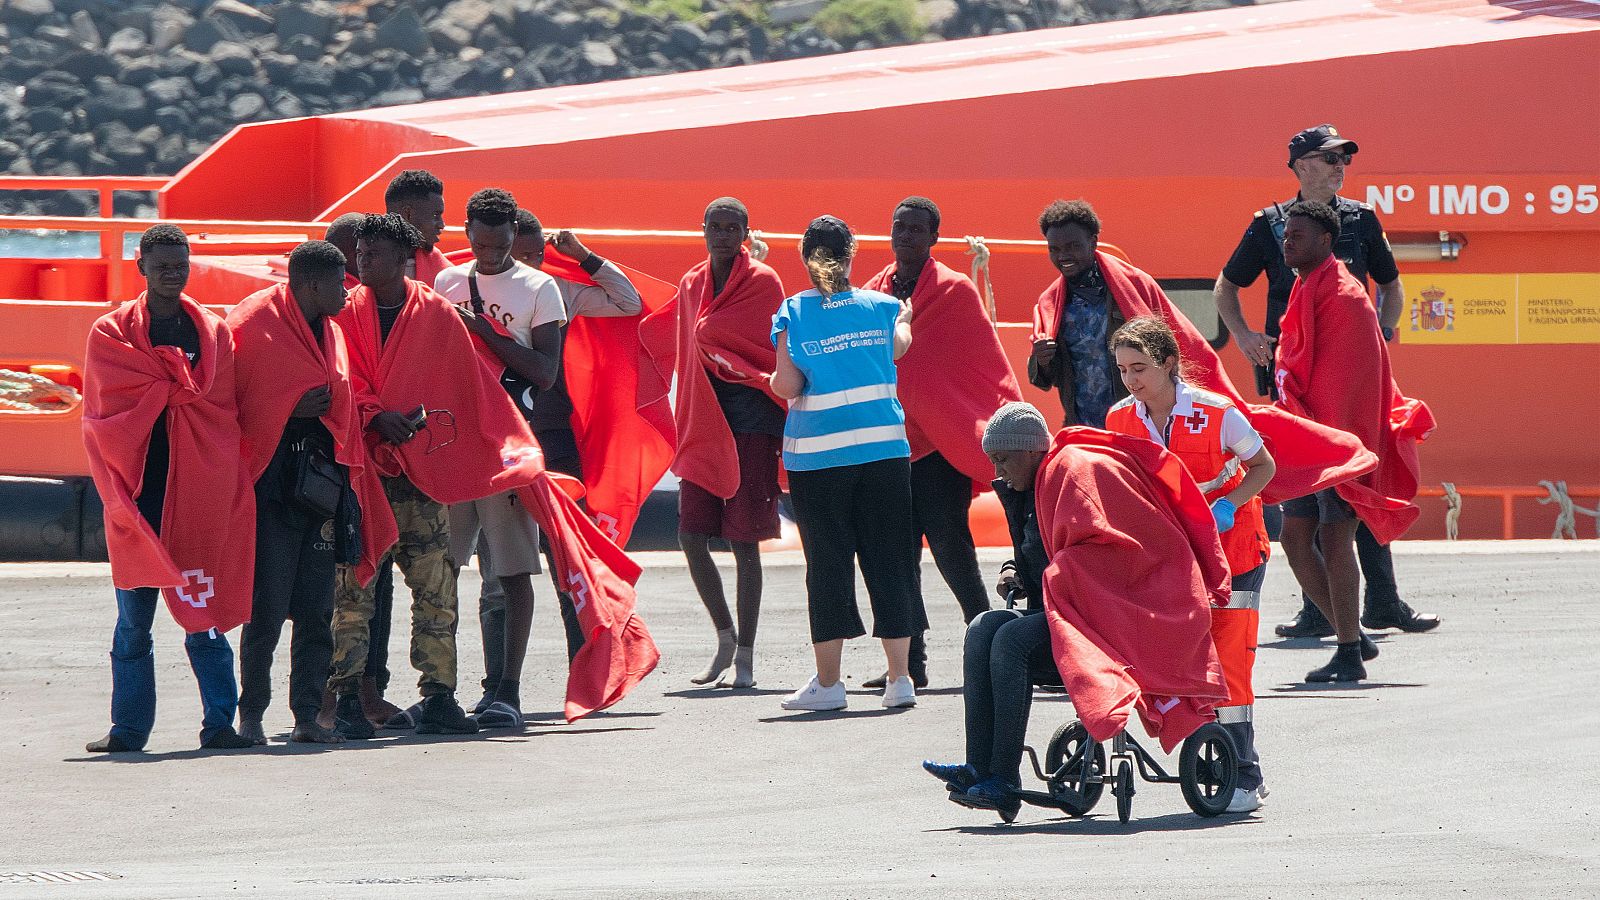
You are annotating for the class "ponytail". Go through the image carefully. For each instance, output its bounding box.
[805,247,850,298]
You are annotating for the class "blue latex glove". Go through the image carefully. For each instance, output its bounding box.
[1211,497,1237,533]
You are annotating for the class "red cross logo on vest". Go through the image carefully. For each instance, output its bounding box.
[1183,409,1210,434]
[175,569,215,609]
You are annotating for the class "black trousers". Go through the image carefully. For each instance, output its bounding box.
[1356,522,1400,602]
[963,608,1055,785]
[238,494,336,723]
[788,457,927,643]
[911,452,991,624]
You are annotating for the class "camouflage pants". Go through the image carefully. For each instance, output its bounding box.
[328,475,458,698]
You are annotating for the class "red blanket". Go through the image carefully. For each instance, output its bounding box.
[82,295,256,634]
[1032,250,1376,504]
[437,248,677,545]
[1275,256,1435,544]
[337,279,659,720]
[414,247,450,288]
[1035,428,1229,752]
[862,258,1021,487]
[640,248,785,499]
[227,283,396,585]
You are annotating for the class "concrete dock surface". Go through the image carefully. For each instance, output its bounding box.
[1,542,1596,898]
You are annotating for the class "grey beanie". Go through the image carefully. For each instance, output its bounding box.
[982,402,1051,453]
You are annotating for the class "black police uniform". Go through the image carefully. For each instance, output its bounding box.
[1222,194,1400,382]
[1222,195,1412,616]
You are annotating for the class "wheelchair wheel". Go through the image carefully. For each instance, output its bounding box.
[1179,723,1239,817]
[1044,721,1105,817]
[1113,760,1134,824]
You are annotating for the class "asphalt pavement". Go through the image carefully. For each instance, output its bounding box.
[0,542,1595,898]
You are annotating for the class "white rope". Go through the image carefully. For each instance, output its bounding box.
[748,229,770,262]
[1537,479,1593,539]
[1441,482,1461,541]
[0,368,80,412]
[965,235,996,323]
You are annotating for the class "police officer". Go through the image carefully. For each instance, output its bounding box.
[1213,124,1441,638]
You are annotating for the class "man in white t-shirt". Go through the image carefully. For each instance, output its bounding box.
[432,188,566,729]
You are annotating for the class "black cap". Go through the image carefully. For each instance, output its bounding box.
[801,215,853,258]
[1287,124,1359,165]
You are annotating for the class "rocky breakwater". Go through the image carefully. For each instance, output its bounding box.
[0,0,1253,216]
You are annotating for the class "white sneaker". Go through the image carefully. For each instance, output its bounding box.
[780,675,847,711]
[881,675,917,709]
[1226,785,1266,814]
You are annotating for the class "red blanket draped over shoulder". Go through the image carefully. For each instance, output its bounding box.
[439,247,675,545]
[337,279,659,720]
[862,258,1021,488]
[539,251,676,546]
[1032,249,1376,504]
[227,283,396,585]
[82,294,256,634]
[1275,256,1435,544]
[639,248,784,499]
[1035,428,1229,752]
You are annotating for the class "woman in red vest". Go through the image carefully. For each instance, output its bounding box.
[1104,316,1276,814]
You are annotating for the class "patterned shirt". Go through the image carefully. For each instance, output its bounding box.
[1058,264,1114,429]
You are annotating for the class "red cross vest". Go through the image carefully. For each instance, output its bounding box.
[1105,386,1270,578]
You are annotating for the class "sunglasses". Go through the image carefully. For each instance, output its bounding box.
[1302,151,1352,166]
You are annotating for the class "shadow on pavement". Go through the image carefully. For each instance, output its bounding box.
[757,707,912,723]
[661,687,790,698]
[1266,681,1428,693]
[933,810,1261,836]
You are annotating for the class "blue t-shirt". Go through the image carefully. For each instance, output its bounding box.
[771,288,910,471]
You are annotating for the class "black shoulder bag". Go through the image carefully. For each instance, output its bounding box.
[468,263,540,421]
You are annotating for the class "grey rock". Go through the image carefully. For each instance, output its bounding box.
[721,48,754,67]
[0,0,54,27]
[918,0,959,30]
[190,59,224,92]
[438,0,506,36]
[153,105,192,133]
[667,22,707,54]
[155,133,188,168]
[56,51,120,82]
[82,81,151,129]
[280,33,322,62]
[150,5,195,53]
[26,107,72,134]
[184,17,235,54]
[369,87,426,107]
[258,51,298,80]
[375,6,430,56]
[421,58,474,97]
[208,40,257,77]
[276,1,337,45]
[332,68,375,95]
[106,26,149,56]
[269,89,305,119]
[581,40,618,69]
[288,62,335,94]
[427,18,473,54]
[769,0,826,26]
[227,92,266,120]
[34,26,85,50]
[69,9,102,48]
[118,56,164,86]
[207,0,273,35]
[145,76,194,106]
[21,73,87,109]
[158,52,202,79]
[0,140,21,167]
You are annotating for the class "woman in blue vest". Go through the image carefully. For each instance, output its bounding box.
[771,215,925,712]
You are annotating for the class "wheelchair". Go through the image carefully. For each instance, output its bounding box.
[1007,717,1239,824]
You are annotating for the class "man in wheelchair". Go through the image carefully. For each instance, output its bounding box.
[924,405,1235,821]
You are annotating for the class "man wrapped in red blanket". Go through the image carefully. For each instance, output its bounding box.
[861,197,1024,661]
[81,224,258,753]
[639,198,788,689]
[324,215,656,738]
[1272,202,1435,684]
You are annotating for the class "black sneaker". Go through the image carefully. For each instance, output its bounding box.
[1362,599,1441,633]
[1275,600,1334,638]
[1359,632,1380,661]
[1305,643,1367,683]
[415,694,480,735]
[334,694,375,740]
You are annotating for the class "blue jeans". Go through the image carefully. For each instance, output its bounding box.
[109,587,239,749]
